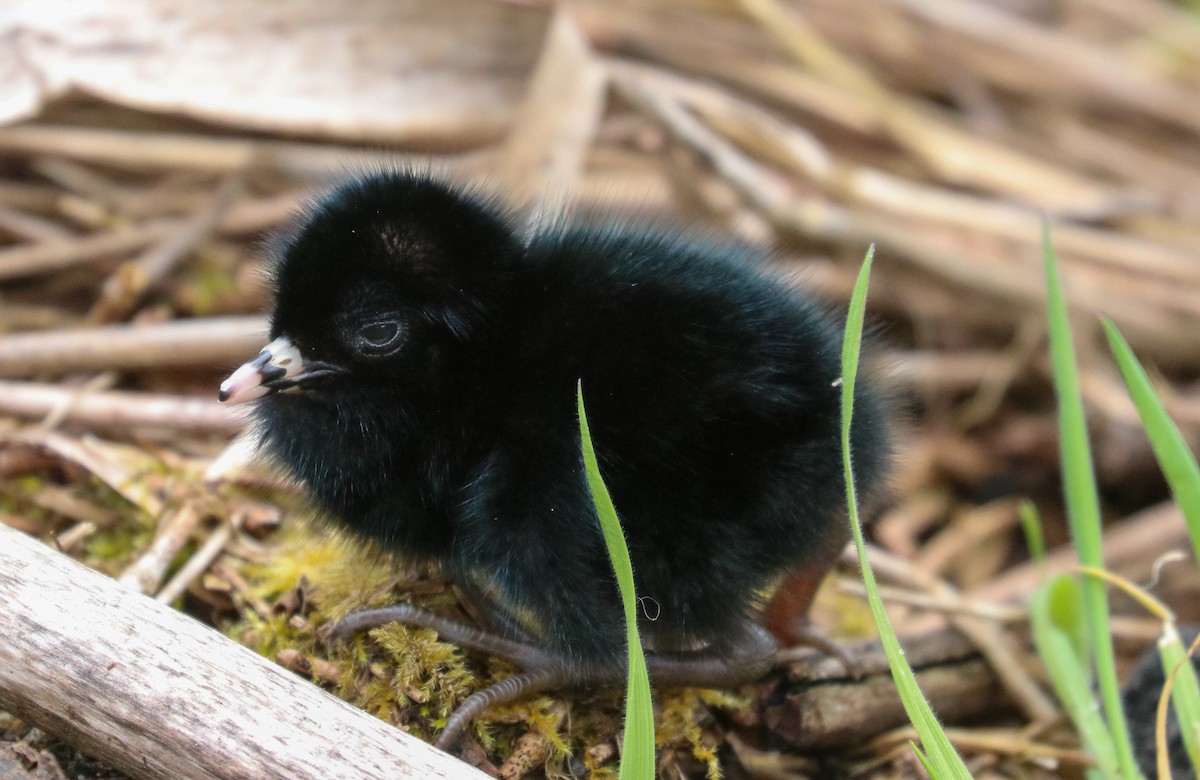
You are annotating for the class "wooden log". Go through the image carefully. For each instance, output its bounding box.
[0,381,243,434]
[0,523,487,780]
[0,316,265,377]
[762,630,1006,750]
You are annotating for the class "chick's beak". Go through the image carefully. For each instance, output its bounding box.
[219,336,304,405]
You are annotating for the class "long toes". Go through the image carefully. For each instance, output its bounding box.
[325,603,553,667]
[643,623,777,688]
[785,622,862,678]
[437,668,565,750]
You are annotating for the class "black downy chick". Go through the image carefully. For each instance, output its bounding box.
[220,172,890,748]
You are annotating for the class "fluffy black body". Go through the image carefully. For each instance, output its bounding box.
[253,172,888,668]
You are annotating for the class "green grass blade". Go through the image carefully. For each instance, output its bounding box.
[1030,574,1121,779]
[1101,294,1200,778]
[1101,318,1200,566]
[912,744,936,776]
[1018,499,1046,564]
[578,383,655,780]
[1042,226,1142,779]
[1157,628,1200,774]
[842,247,971,780]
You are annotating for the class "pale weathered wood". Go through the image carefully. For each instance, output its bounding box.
[0,523,489,780]
[0,381,243,434]
[1,0,548,145]
[0,316,266,377]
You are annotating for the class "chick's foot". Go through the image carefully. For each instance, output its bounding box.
[327,605,779,749]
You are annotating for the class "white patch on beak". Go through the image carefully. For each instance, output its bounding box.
[218,337,304,404]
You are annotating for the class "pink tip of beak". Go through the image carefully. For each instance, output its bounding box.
[218,361,272,404]
[218,337,303,405]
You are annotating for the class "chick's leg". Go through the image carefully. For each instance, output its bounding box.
[327,603,568,748]
[642,622,777,687]
[328,605,778,749]
[764,556,860,675]
[326,441,793,749]
[327,603,551,668]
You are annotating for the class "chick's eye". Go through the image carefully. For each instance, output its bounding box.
[352,318,404,356]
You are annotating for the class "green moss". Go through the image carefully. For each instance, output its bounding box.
[241,517,398,608]
[657,688,742,779]
[0,476,54,523]
[369,623,475,720]
[184,258,238,316]
[223,511,762,774]
[78,478,159,572]
[240,610,308,659]
[174,243,261,317]
[82,521,154,572]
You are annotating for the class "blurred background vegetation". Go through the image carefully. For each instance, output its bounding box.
[0,1,1198,778]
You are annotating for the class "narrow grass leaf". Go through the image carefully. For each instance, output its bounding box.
[1073,564,1199,777]
[1156,628,1200,775]
[1042,226,1141,778]
[842,246,970,780]
[1101,318,1200,566]
[578,383,655,780]
[1018,499,1046,564]
[913,745,935,776]
[1030,574,1121,779]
